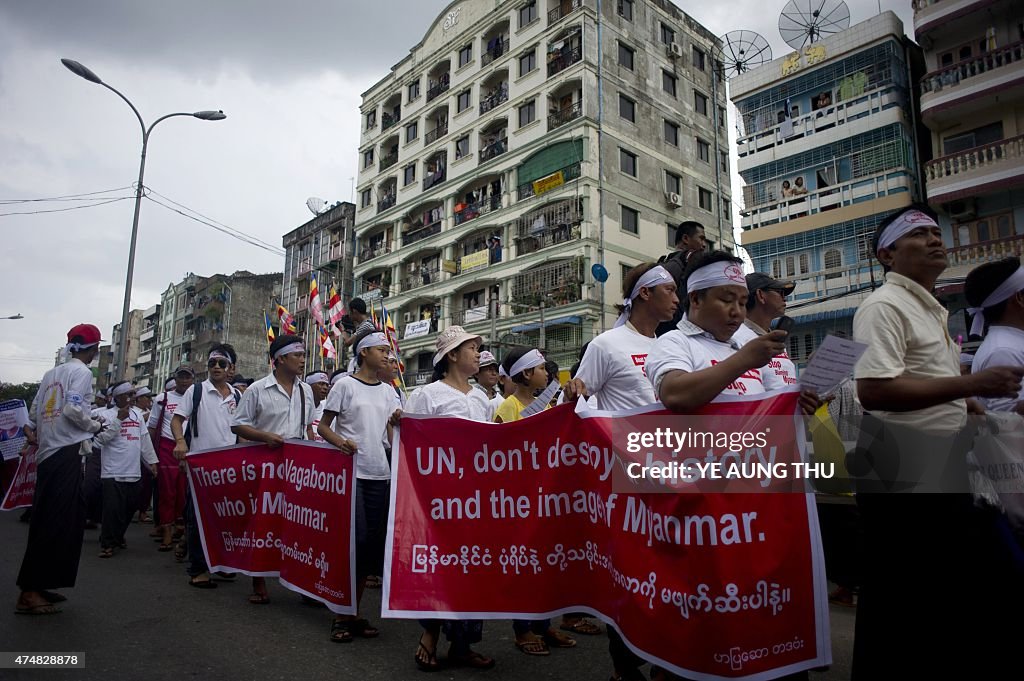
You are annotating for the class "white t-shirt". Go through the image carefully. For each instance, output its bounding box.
[972,325,1024,412]
[474,385,503,420]
[574,324,657,411]
[148,390,189,442]
[311,402,326,442]
[174,381,239,453]
[324,376,395,480]
[406,381,491,422]
[30,358,104,463]
[95,406,157,480]
[646,318,765,399]
[732,323,799,391]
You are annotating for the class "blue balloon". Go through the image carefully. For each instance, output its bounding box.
[591,263,609,283]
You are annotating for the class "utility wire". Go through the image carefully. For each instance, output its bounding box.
[0,186,134,204]
[143,195,285,256]
[145,186,285,254]
[0,197,132,217]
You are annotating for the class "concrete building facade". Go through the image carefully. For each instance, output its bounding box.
[110,309,144,384]
[132,303,161,391]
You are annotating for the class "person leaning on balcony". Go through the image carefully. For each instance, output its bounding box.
[849,203,1024,679]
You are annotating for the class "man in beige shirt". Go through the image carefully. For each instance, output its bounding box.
[851,203,1022,679]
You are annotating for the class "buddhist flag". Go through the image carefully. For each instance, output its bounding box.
[319,325,337,360]
[276,304,297,335]
[328,285,345,336]
[370,299,381,331]
[309,275,326,328]
[380,300,406,390]
[264,311,275,345]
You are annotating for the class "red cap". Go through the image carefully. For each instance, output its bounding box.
[67,323,103,346]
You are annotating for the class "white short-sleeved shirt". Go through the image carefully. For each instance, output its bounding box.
[231,373,315,439]
[732,322,799,391]
[405,381,491,422]
[95,406,157,480]
[574,323,657,411]
[174,381,239,453]
[972,325,1024,412]
[311,402,326,442]
[30,359,103,463]
[148,390,188,442]
[324,377,395,480]
[646,317,765,399]
[854,272,965,432]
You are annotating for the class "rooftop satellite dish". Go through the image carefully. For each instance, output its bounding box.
[306,197,326,216]
[779,0,850,51]
[717,30,773,79]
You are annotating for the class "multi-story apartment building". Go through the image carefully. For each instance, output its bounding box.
[280,201,356,372]
[731,11,924,365]
[132,303,161,390]
[353,0,730,382]
[155,273,200,385]
[109,309,144,383]
[914,0,1024,336]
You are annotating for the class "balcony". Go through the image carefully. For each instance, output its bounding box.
[454,194,502,226]
[403,266,442,293]
[517,162,582,200]
[140,327,156,343]
[479,86,508,115]
[423,166,447,191]
[548,101,582,130]
[377,192,397,214]
[913,0,985,34]
[329,241,347,261]
[404,370,435,387]
[381,109,401,132]
[452,305,491,326]
[181,331,196,344]
[947,233,1024,268]
[920,42,1024,120]
[426,79,450,103]
[403,220,442,246]
[479,137,508,163]
[295,297,309,313]
[297,256,313,277]
[359,242,392,263]
[547,46,582,77]
[134,352,153,366]
[424,124,448,145]
[923,134,1024,203]
[548,0,584,23]
[481,39,508,67]
[379,150,398,172]
[512,258,584,311]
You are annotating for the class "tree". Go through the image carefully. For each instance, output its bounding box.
[0,382,40,404]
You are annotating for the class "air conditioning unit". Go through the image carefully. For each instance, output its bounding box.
[947,198,976,221]
[404,312,414,323]
[669,43,684,59]
[666,191,683,207]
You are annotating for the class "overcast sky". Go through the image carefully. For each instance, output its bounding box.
[0,0,912,384]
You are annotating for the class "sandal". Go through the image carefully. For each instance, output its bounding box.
[15,603,62,615]
[449,648,497,669]
[544,629,577,648]
[352,618,380,638]
[560,618,600,635]
[330,618,354,643]
[514,636,550,656]
[248,592,270,605]
[415,634,442,672]
[157,542,174,552]
[189,575,217,589]
[99,547,114,559]
[39,591,67,604]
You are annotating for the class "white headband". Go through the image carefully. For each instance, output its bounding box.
[112,383,135,398]
[273,342,305,360]
[208,350,230,363]
[305,372,329,385]
[967,266,1024,336]
[877,209,938,253]
[66,341,100,353]
[331,372,349,386]
[615,265,672,328]
[499,365,508,378]
[356,332,390,354]
[508,349,545,378]
[686,261,747,294]
[135,387,152,398]
[164,379,176,391]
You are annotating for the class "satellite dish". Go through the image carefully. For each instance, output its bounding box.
[717,30,773,79]
[591,263,608,283]
[779,0,850,51]
[306,197,326,216]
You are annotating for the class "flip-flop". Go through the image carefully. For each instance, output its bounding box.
[544,630,577,648]
[514,638,550,656]
[15,604,62,615]
[99,548,114,559]
[415,639,442,672]
[39,591,67,603]
[188,577,218,590]
[330,619,354,643]
[157,543,174,552]
[248,592,270,605]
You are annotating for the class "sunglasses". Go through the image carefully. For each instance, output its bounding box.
[208,359,230,369]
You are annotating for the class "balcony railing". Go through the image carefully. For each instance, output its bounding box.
[481,39,508,67]
[454,194,502,226]
[479,86,508,114]
[549,0,584,23]
[547,46,582,77]
[377,193,397,214]
[379,150,398,171]
[140,327,156,343]
[479,137,508,163]
[181,331,196,344]
[512,258,584,310]
[451,305,491,326]
[947,233,1024,268]
[516,219,582,256]
[517,162,582,200]
[134,352,153,366]
[402,266,442,293]
[423,167,447,191]
[548,101,582,130]
[359,243,391,263]
[924,134,1024,185]
[295,297,309,313]
[297,256,313,276]
[381,110,401,131]
[402,221,442,246]
[424,124,448,145]
[329,241,346,261]
[426,79,450,102]
[921,41,1024,96]
[404,370,435,387]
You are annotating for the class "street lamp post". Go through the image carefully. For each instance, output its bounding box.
[61,58,225,381]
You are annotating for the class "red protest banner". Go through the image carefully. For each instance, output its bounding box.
[188,441,356,614]
[1,445,36,511]
[385,390,830,679]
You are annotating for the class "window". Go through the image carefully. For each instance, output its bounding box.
[788,335,800,360]
[458,44,473,68]
[455,135,470,160]
[621,205,639,234]
[408,80,420,102]
[824,249,842,271]
[799,253,809,275]
[698,187,713,212]
[694,91,708,116]
[519,99,536,127]
[662,71,677,97]
[619,94,635,122]
[620,148,638,177]
[803,335,814,361]
[519,1,537,28]
[621,263,636,282]
[722,197,731,222]
[719,106,727,130]
[457,89,471,112]
[942,121,1003,156]
[519,48,537,76]
[954,212,1017,246]
[405,121,418,143]
[665,171,681,195]
[772,259,782,279]
[692,46,706,71]
[617,0,633,21]
[785,256,795,277]
[403,165,416,186]
[719,151,729,173]
[363,148,374,168]
[360,188,372,208]
[697,138,710,163]
[666,224,677,248]
[660,23,675,45]
[365,110,377,129]
[664,120,679,146]
[618,43,634,70]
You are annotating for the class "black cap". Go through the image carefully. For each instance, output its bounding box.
[746,272,795,295]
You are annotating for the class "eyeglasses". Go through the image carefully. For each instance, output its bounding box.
[208,359,230,369]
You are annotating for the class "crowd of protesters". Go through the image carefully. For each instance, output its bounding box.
[10,206,1024,679]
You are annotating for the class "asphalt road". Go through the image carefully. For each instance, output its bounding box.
[0,513,855,680]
